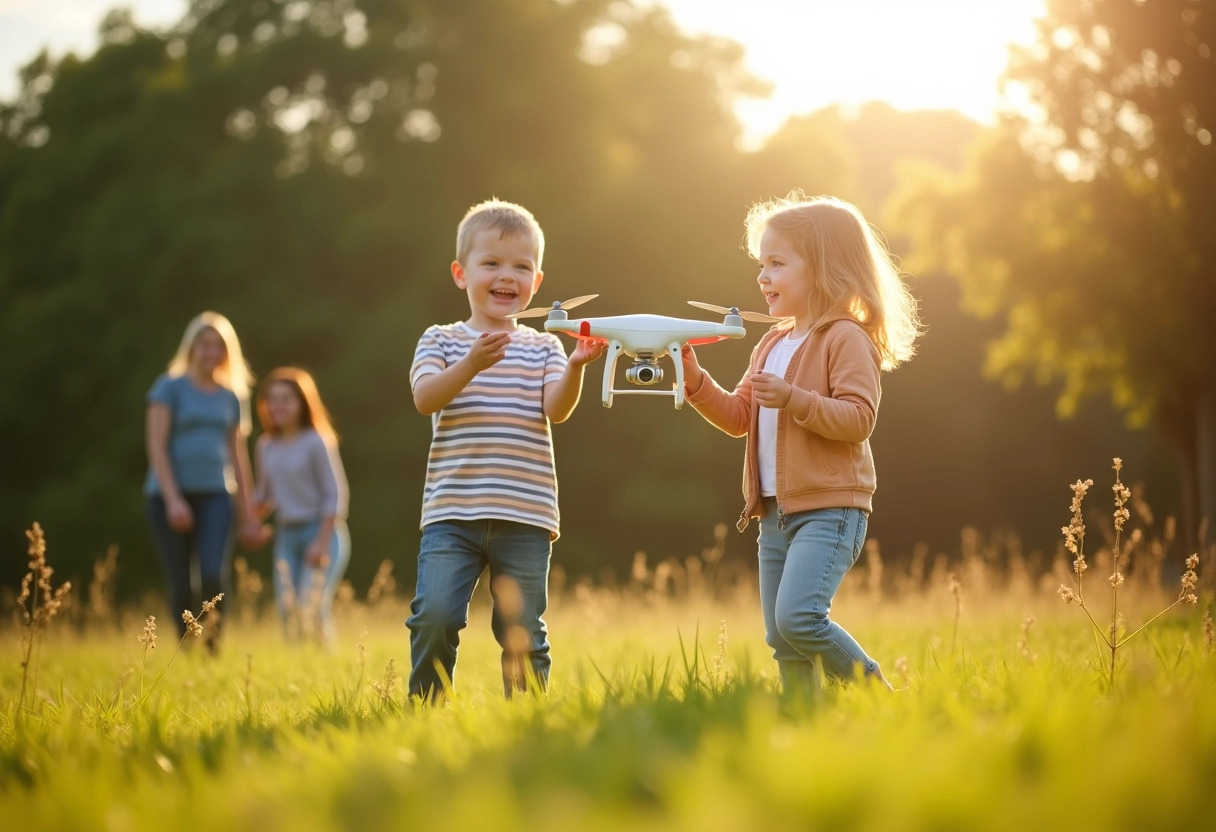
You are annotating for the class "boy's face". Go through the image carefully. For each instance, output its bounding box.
[452,228,544,330]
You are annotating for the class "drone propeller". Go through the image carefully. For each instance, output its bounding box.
[687,301,784,323]
[507,294,599,320]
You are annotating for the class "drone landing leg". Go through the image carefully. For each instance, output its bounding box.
[668,342,685,409]
[602,340,624,407]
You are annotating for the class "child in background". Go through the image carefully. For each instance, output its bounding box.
[145,311,261,650]
[254,367,350,646]
[408,198,604,701]
[681,192,921,692]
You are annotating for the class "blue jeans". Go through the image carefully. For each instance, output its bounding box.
[272,520,351,645]
[407,519,552,700]
[146,492,234,640]
[757,497,879,686]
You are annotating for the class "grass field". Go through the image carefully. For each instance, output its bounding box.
[5,527,1216,832]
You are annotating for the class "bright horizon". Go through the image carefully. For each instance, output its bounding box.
[0,0,1046,145]
[651,0,1046,146]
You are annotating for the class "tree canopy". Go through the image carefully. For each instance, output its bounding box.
[891,0,1215,552]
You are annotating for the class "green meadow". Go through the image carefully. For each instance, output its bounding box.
[4,537,1215,832]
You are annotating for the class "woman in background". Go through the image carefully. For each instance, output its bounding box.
[145,311,260,650]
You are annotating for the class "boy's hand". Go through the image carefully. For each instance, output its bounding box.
[569,339,606,367]
[751,371,792,409]
[462,331,511,372]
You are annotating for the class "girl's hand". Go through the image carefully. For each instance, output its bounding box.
[681,345,705,392]
[751,371,792,409]
[462,331,512,373]
[569,339,606,367]
[305,539,330,568]
[166,497,194,532]
[239,519,271,548]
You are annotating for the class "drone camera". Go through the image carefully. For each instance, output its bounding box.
[625,362,664,386]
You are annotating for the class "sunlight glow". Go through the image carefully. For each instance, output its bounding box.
[651,0,1046,146]
[4,0,1046,147]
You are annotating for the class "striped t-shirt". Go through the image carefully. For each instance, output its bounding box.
[410,322,568,538]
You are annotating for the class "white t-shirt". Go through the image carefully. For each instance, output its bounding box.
[757,331,807,497]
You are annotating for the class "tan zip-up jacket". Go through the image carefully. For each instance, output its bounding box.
[685,315,881,531]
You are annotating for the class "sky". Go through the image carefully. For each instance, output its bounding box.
[0,0,1046,145]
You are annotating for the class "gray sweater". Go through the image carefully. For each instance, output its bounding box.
[255,429,349,524]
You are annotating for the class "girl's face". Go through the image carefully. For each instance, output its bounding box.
[265,381,304,431]
[190,327,228,375]
[756,226,814,324]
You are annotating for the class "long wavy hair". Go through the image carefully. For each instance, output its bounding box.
[167,311,254,399]
[745,192,922,370]
[256,367,338,444]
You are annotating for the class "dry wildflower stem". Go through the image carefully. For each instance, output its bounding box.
[1017,615,1036,662]
[88,544,119,625]
[1057,459,1200,687]
[350,630,369,709]
[131,593,224,709]
[137,615,157,695]
[244,653,255,720]
[711,619,728,689]
[17,523,73,712]
[948,573,962,657]
[371,658,397,705]
[367,560,396,607]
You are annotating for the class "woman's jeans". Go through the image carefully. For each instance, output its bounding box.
[407,518,552,701]
[757,497,879,687]
[272,519,351,644]
[146,492,234,639]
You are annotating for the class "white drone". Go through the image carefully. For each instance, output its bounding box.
[510,296,783,409]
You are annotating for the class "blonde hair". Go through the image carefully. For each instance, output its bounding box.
[455,198,545,269]
[745,192,922,370]
[257,367,338,444]
[167,311,254,399]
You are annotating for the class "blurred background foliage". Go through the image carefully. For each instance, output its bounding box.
[1,0,1208,599]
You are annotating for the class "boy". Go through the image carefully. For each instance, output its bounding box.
[407,199,603,700]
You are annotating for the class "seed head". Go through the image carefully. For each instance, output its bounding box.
[1058,584,1077,604]
[1063,479,1093,565]
[138,615,157,650]
[182,609,204,637]
[16,573,33,609]
[1180,553,1200,597]
[371,658,397,702]
[1113,481,1132,532]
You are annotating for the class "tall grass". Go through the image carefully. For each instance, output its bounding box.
[2,497,1214,831]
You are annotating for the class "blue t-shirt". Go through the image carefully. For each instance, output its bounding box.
[144,373,246,496]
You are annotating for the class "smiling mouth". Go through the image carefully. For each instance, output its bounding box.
[764,292,778,304]
[490,289,518,301]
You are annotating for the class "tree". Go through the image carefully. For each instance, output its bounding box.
[890,0,1216,554]
[0,0,854,593]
